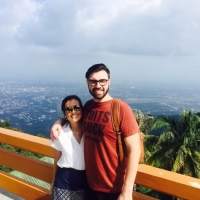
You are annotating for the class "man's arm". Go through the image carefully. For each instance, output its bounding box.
[50,120,62,141]
[118,132,141,200]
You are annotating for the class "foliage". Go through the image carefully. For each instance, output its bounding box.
[136,110,200,199]
[0,120,23,132]
[0,120,12,129]
[37,133,48,138]
[146,110,200,178]
[134,110,158,161]
[134,110,155,135]
[136,185,176,200]
[0,165,12,173]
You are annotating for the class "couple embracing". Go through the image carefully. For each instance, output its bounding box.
[50,64,140,200]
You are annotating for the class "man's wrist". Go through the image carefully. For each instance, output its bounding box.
[54,119,62,125]
[122,183,134,194]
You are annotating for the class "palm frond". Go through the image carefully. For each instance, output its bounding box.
[143,110,200,179]
[157,131,175,146]
[172,146,185,172]
[134,110,155,135]
[193,150,200,163]
[146,146,176,169]
[188,153,200,178]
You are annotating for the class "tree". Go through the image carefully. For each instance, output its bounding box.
[135,111,161,198]
[134,110,158,160]
[0,120,12,129]
[134,110,155,135]
[0,120,20,131]
[147,110,200,178]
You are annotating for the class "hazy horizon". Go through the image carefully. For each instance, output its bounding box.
[1,79,200,136]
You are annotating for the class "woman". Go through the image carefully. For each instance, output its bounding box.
[50,95,86,200]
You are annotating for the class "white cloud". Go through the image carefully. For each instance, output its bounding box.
[0,0,200,84]
[0,0,41,36]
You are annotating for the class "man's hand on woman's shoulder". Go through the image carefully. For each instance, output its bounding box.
[50,120,62,141]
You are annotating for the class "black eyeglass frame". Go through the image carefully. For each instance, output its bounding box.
[64,105,81,114]
[88,79,109,86]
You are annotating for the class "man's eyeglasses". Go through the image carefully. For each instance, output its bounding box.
[64,105,81,114]
[88,79,108,86]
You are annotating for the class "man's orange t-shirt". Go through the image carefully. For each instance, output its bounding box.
[83,99,139,193]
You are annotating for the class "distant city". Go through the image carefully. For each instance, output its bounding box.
[0,79,200,137]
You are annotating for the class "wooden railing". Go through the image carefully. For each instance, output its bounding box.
[0,127,200,200]
[0,128,53,199]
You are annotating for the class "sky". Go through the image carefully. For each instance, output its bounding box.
[0,0,200,85]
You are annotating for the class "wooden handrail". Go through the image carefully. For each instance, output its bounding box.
[136,164,200,199]
[0,148,53,183]
[1,127,200,199]
[0,128,54,157]
[0,128,54,199]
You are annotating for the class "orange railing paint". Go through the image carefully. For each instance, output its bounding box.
[1,127,200,199]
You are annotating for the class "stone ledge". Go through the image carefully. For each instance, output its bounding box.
[0,188,24,200]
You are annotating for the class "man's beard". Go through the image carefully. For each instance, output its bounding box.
[88,86,109,100]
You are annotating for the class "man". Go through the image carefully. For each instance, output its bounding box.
[51,63,140,200]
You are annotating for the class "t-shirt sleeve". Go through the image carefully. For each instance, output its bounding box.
[120,101,139,138]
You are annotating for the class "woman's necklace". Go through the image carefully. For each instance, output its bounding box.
[72,130,79,135]
[70,124,81,135]
[70,126,79,135]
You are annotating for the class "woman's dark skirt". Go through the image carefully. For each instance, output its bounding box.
[51,167,87,200]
